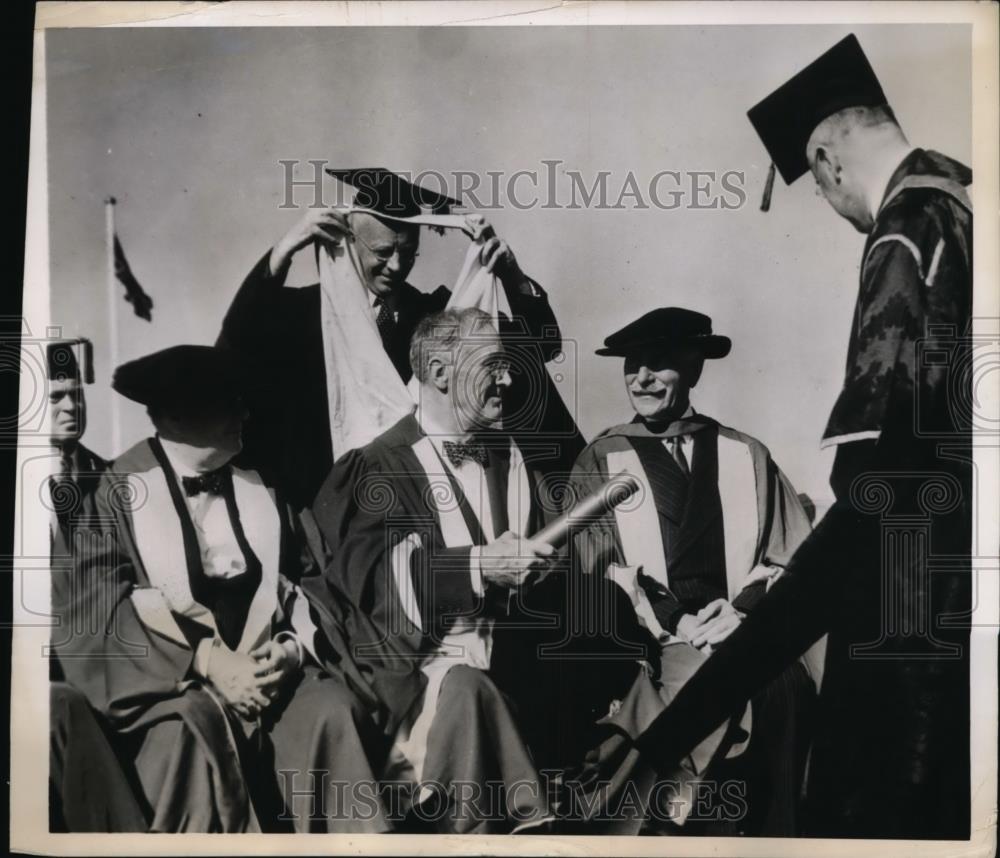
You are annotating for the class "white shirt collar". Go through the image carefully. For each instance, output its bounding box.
[868,145,918,220]
[675,405,695,443]
[414,403,472,445]
[158,437,231,481]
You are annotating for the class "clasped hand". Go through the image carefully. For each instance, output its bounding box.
[675,598,744,652]
[270,208,527,289]
[206,638,300,720]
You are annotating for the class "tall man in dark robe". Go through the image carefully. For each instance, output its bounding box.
[218,168,583,510]
[570,308,818,835]
[54,345,391,833]
[634,34,972,839]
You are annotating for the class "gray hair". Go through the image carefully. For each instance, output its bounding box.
[409,307,494,383]
[811,104,901,146]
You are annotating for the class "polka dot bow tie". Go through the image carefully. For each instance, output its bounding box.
[181,468,229,497]
[442,441,489,468]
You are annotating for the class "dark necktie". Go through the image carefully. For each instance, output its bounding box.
[181,467,229,497]
[442,440,489,468]
[669,436,691,478]
[374,296,395,338]
[49,452,76,524]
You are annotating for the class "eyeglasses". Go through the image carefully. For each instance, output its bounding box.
[352,232,420,265]
[484,358,512,382]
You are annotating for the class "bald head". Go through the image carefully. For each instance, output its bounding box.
[806,104,910,232]
[807,104,903,152]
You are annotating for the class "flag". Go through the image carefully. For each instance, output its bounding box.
[113,234,153,321]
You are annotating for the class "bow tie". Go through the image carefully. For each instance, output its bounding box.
[181,468,230,497]
[442,440,489,469]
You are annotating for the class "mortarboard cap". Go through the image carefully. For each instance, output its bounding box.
[112,345,245,410]
[325,167,461,218]
[748,34,888,195]
[47,339,94,384]
[595,308,731,359]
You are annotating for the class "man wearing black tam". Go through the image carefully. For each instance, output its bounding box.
[569,309,819,835]
[218,168,582,509]
[635,35,972,838]
[55,345,394,832]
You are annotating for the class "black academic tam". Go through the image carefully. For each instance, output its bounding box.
[112,345,245,409]
[596,307,731,359]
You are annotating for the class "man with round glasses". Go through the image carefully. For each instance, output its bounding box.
[219,168,581,510]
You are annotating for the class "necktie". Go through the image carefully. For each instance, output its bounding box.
[442,440,489,468]
[181,468,230,497]
[670,436,691,478]
[55,451,74,487]
[373,296,395,338]
[49,452,76,522]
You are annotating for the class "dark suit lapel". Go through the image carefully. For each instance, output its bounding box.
[386,283,438,382]
[484,444,511,537]
[669,425,722,565]
[629,437,687,525]
[445,466,490,546]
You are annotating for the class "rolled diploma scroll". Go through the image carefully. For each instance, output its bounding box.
[531,471,641,549]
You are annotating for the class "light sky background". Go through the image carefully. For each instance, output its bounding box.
[45,24,971,503]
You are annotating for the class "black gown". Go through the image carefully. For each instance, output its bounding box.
[218,251,585,510]
[635,150,973,839]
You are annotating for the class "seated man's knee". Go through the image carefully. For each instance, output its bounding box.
[309,678,369,728]
[51,682,92,721]
[440,665,500,708]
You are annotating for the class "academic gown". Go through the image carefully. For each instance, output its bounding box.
[570,417,819,834]
[49,681,147,832]
[52,437,390,833]
[634,149,973,839]
[217,251,585,510]
[305,413,653,833]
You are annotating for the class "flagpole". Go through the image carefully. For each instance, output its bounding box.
[105,196,121,456]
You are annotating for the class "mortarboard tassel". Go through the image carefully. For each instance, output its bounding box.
[760,162,776,212]
[81,339,95,384]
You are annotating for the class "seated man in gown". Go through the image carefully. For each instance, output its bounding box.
[53,345,390,832]
[569,308,819,835]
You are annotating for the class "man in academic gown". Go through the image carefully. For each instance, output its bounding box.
[49,682,147,832]
[306,307,653,833]
[217,168,583,510]
[570,308,819,835]
[635,35,972,839]
[53,345,391,833]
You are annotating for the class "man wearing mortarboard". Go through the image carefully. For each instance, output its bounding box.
[218,168,583,510]
[53,345,394,832]
[46,337,152,833]
[631,35,972,838]
[45,339,105,555]
[569,308,819,835]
